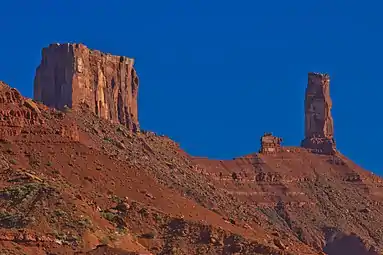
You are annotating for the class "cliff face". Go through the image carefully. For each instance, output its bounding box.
[301,72,336,154]
[34,43,140,132]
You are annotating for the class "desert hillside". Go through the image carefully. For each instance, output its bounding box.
[0,44,382,255]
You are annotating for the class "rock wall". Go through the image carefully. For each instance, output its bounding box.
[301,72,336,154]
[34,43,140,132]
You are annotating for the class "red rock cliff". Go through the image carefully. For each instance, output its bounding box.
[301,72,336,154]
[34,43,140,132]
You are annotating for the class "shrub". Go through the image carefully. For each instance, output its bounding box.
[140,232,155,239]
[101,211,116,222]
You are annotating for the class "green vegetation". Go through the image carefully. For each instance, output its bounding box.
[54,209,66,217]
[139,208,149,217]
[78,217,93,228]
[140,232,156,239]
[103,137,114,143]
[100,236,110,245]
[0,210,30,228]
[110,194,124,203]
[54,231,81,244]
[101,211,116,222]
[0,183,42,203]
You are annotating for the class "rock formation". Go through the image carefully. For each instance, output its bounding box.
[259,132,282,154]
[0,81,43,138]
[4,42,383,254]
[0,81,80,142]
[301,72,336,154]
[34,43,140,132]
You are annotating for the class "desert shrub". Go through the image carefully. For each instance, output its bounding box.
[0,183,42,202]
[0,210,30,228]
[140,232,156,239]
[101,211,116,221]
[78,217,92,228]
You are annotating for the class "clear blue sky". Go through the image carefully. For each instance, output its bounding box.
[1,1,381,174]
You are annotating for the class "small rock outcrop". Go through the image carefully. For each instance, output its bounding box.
[0,81,80,141]
[301,72,336,154]
[34,43,140,132]
[0,81,43,138]
[259,133,282,154]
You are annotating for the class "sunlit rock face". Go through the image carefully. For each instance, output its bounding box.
[34,43,140,132]
[301,72,335,154]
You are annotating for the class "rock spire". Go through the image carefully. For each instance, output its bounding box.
[301,72,336,154]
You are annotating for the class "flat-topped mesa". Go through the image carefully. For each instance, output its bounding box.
[34,43,140,132]
[301,72,336,154]
[259,132,282,154]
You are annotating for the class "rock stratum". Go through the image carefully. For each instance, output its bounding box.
[0,44,382,255]
[34,43,140,132]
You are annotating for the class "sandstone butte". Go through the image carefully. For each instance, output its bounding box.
[0,43,382,255]
[34,43,140,132]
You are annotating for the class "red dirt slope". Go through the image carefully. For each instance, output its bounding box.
[192,149,383,254]
[1,80,382,254]
[0,81,318,254]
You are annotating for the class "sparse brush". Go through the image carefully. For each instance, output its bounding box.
[140,232,156,239]
[100,236,109,245]
[53,209,66,217]
[101,211,116,222]
[78,217,92,228]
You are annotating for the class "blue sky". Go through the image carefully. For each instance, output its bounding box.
[1,1,382,174]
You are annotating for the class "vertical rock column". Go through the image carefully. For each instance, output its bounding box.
[301,72,336,154]
[34,43,140,132]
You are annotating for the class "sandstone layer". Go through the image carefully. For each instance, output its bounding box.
[34,43,140,132]
[301,72,336,154]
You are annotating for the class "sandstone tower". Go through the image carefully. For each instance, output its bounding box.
[34,43,140,132]
[301,72,336,154]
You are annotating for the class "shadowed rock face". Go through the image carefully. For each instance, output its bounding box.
[323,230,379,255]
[301,72,335,154]
[34,43,140,132]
